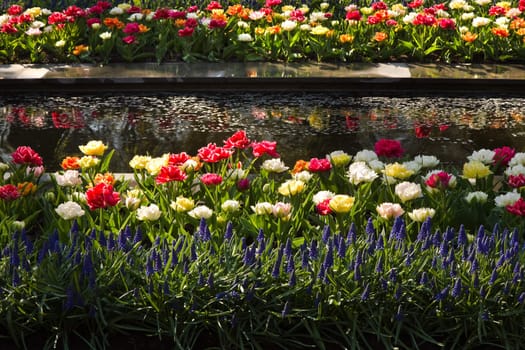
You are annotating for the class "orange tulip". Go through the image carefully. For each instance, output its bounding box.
[266,25,281,35]
[175,18,186,27]
[292,159,309,174]
[461,31,478,43]
[510,18,525,30]
[72,45,89,56]
[61,156,81,170]
[103,17,124,29]
[211,11,228,22]
[373,31,388,42]
[227,4,243,16]
[339,34,354,43]
[17,182,37,196]
[491,27,509,37]
[94,172,115,186]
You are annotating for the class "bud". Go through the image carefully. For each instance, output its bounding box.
[237,178,250,191]
[188,205,213,219]
[70,191,87,204]
[136,204,162,221]
[11,220,25,230]
[251,202,274,215]
[170,196,195,212]
[44,191,56,202]
[272,202,292,220]
[221,199,241,213]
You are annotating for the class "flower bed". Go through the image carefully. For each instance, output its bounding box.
[1,131,525,348]
[2,0,525,64]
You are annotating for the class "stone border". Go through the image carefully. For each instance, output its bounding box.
[2,62,525,95]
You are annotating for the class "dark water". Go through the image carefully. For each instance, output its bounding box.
[1,92,525,172]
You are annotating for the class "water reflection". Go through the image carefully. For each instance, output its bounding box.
[1,93,524,172]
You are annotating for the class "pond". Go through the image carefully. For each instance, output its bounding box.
[1,92,525,172]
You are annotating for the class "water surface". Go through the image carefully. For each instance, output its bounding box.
[1,93,524,171]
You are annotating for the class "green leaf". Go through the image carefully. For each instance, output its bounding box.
[399,40,414,50]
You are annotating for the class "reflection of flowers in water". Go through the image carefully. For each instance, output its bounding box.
[126,112,139,126]
[51,110,85,129]
[284,115,304,124]
[445,110,522,131]
[307,110,329,131]
[511,113,524,123]
[251,106,307,125]
[232,101,525,138]
[414,122,432,138]
[417,109,521,131]
[363,109,400,131]
[346,111,410,133]
[345,115,359,131]
[3,106,88,129]
[413,121,450,139]
[366,105,520,137]
[4,107,46,128]
[459,112,487,130]
[249,104,494,136]
[257,108,301,123]
[4,102,234,147]
[375,111,398,130]
[1,105,155,140]
[3,100,525,153]
[251,107,267,120]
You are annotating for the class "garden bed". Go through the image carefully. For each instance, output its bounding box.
[0,133,524,349]
[2,1,525,348]
[2,0,525,64]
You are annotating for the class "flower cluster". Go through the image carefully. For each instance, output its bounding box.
[3,0,525,63]
[1,131,525,348]
[34,131,524,247]
[0,145,45,242]
[0,130,523,248]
